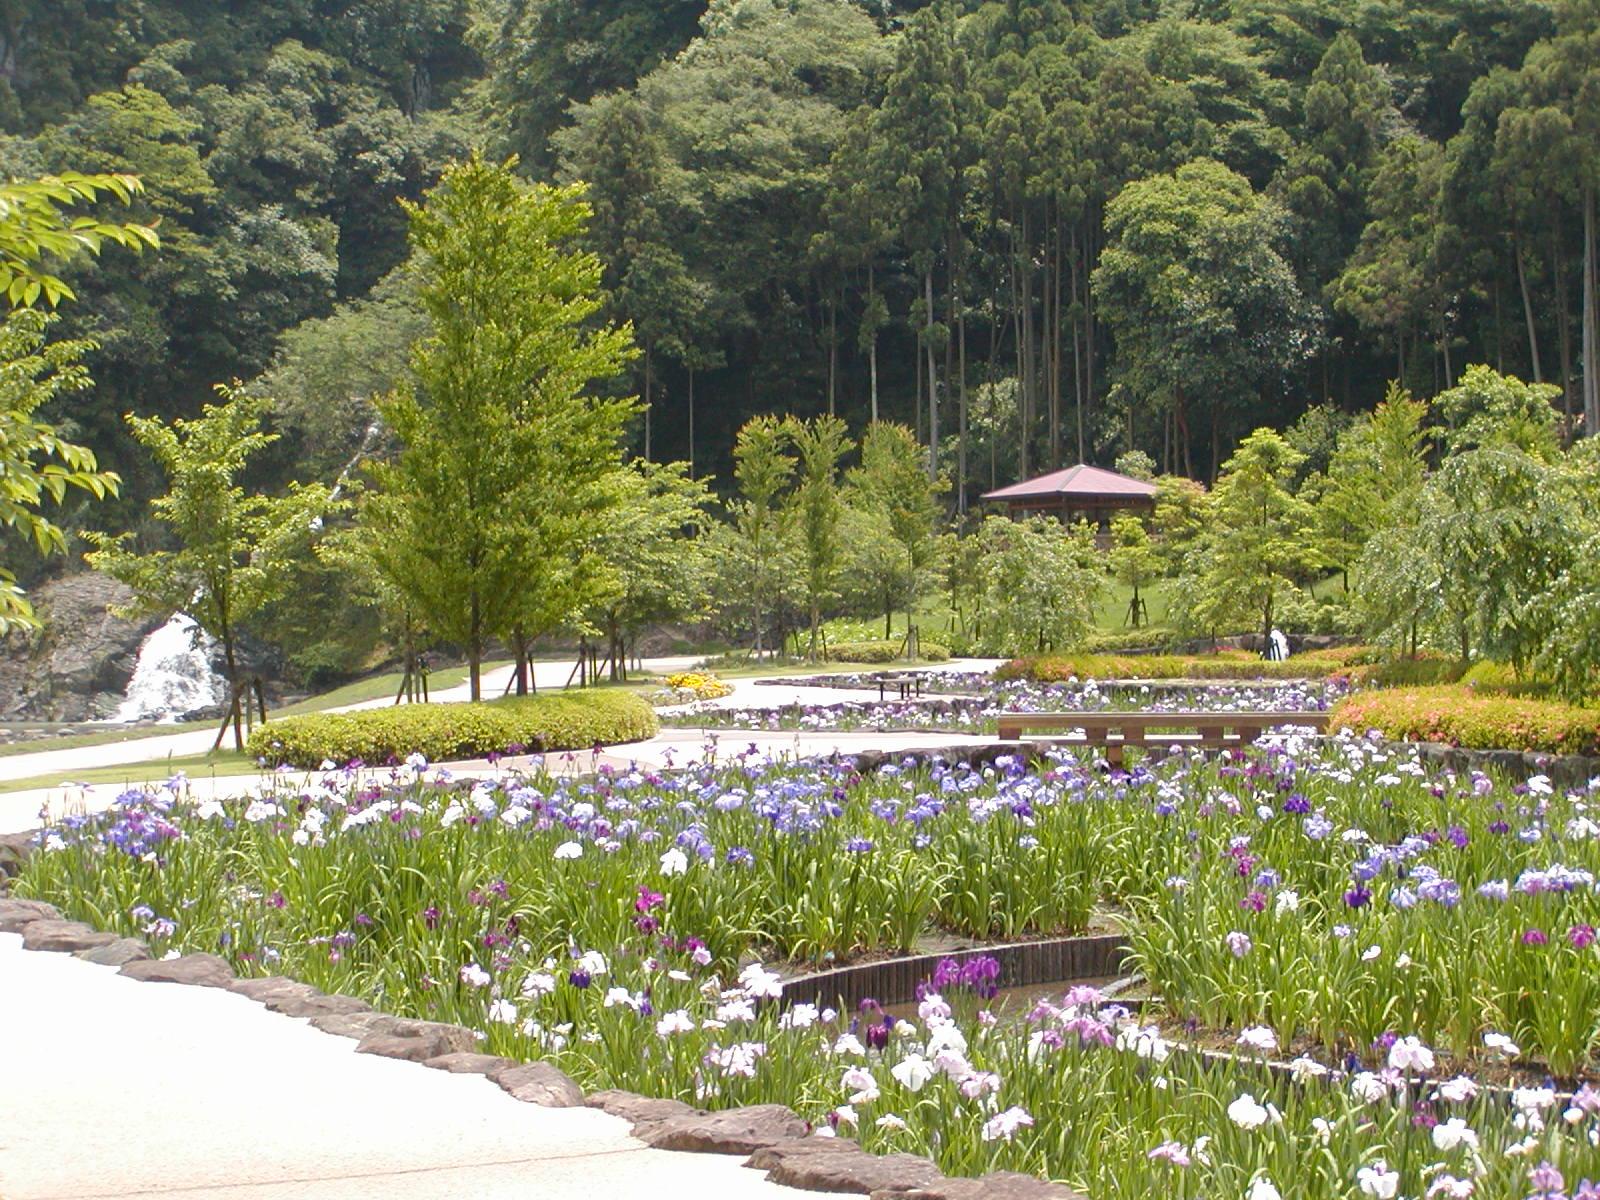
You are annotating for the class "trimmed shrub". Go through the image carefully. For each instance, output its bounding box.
[1083,630,1184,655]
[247,691,660,768]
[999,650,1353,683]
[1331,686,1600,756]
[826,639,951,664]
[660,672,733,702]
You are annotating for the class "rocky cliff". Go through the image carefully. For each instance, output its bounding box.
[0,572,161,721]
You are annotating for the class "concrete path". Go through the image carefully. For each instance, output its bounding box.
[0,727,996,836]
[0,655,706,786]
[0,933,810,1200]
[0,660,1005,836]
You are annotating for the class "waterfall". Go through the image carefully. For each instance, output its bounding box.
[112,614,226,723]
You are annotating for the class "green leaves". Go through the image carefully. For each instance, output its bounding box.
[364,154,638,693]
[0,309,122,631]
[0,172,158,310]
[83,384,335,717]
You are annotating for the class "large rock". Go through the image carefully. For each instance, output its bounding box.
[21,919,118,953]
[635,1105,808,1154]
[747,1140,945,1195]
[76,938,152,966]
[0,833,38,879]
[119,954,235,988]
[355,1021,478,1063]
[0,897,59,932]
[490,1062,584,1108]
[422,1052,516,1076]
[310,1011,406,1041]
[0,571,160,721]
[584,1090,700,1126]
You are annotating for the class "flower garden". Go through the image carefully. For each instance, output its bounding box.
[663,677,1342,735]
[17,728,1600,1199]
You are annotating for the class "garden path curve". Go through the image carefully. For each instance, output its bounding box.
[0,932,814,1200]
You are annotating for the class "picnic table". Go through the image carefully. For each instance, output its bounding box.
[995,709,1330,766]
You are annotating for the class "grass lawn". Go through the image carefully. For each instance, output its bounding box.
[1,749,259,795]
[269,657,517,715]
[0,657,522,761]
[1092,579,1177,632]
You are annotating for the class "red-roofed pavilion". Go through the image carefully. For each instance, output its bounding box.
[980,464,1158,534]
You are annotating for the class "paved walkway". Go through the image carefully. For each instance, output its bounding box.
[0,933,811,1200]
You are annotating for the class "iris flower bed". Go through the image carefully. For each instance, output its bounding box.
[16,738,1600,1197]
[663,679,1342,734]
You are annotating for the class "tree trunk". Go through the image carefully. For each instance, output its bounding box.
[1439,313,1454,390]
[925,266,939,477]
[866,263,879,424]
[1552,218,1574,433]
[468,592,482,702]
[1049,217,1063,470]
[1175,387,1193,480]
[687,366,696,479]
[212,608,245,752]
[1070,225,1085,464]
[643,343,653,461]
[958,265,969,512]
[1515,234,1544,383]
[514,626,529,695]
[1584,182,1599,437]
[828,293,838,417]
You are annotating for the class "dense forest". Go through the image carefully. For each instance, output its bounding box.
[2,0,1597,593]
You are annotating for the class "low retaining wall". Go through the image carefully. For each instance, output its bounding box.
[1399,741,1600,789]
[782,934,1131,1012]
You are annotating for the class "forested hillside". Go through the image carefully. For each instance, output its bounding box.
[3,0,1597,602]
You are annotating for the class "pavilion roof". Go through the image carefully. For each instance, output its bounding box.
[980,464,1159,504]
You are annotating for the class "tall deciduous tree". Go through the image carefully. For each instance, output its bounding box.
[786,414,851,659]
[586,459,713,681]
[724,414,796,657]
[1108,512,1161,628]
[363,154,636,700]
[976,514,1102,655]
[1183,427,1319,645]
[847,422,945,657]
[1305,383,1427,587]
[0,171,158,308]
[0,170,153,629]
[1095,160,1315,479]
[0,311,120,631]
[84,387,331,748]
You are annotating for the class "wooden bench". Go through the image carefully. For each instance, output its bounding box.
[995,710,1331,766]
[872,672,927,701]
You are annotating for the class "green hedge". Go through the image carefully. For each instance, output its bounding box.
[1331,686,1600,756]
[247,691,660,768]
[999,649,1362,683]
[826,639,951,664]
